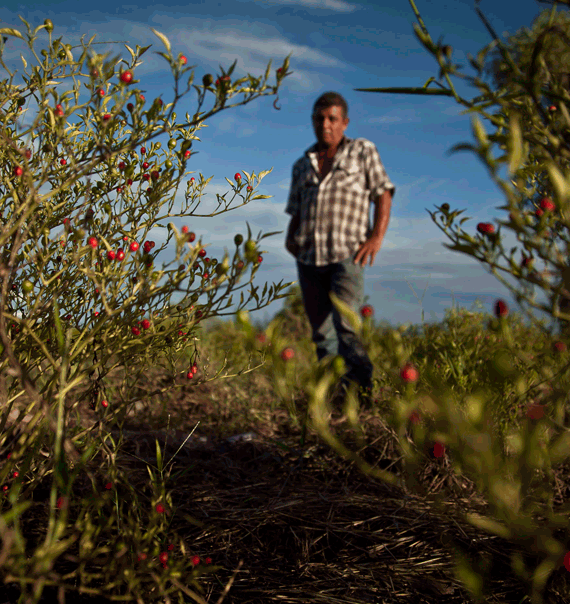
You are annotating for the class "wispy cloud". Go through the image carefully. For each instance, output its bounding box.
[255,0,362,13]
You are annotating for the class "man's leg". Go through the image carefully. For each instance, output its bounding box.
[329,257,374,394]
[296,260,338,363]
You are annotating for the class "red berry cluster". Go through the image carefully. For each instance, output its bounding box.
[539,197,555,211]
[400,363,418,383]
[494,299,508,318]
[477,222,495,234]
[432,442,445,458]
[120,70,133,84]
[215,75,231,87]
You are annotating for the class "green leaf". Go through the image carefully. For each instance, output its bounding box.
[446,143,477,156]
[0,500,33,526]
[531,558,557,594]
[412,21,430,45]
[18,15,31,32]
[442,243,477,256]
[466,52,483,73]
[264,59,272,83]
[53,299,64,356]
[226,58,238,77]
[151,28,171,53]
[507,111,524,176]
[471,114,488,147]
[146,465,156,482]
[259,230,283,241]
[137,44,151,57]
[46,107,55,130]
[549,431,570,465]
[464,512,511,539]
[282,52,292,74]
[330,292,362,336]
[453,549,484,600]
[352,86,453,96]
[257,167,273,180]
[155,438,163,473]
[546,161,570,211]
[0,28,24,40]
[155,51,170,63]
[124,44,136,63]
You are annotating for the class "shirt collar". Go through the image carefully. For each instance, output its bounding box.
[305,135,351,178]
[306,135,350,158]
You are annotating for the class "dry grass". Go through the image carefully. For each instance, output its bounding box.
[3,313,570,604]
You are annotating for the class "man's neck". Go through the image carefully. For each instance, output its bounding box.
[318,136,343,158]
[318,145,338,159]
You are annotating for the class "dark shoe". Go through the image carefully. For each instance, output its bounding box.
[335,378,374,409]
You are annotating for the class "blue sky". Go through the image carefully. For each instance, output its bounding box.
[2,0,566,337]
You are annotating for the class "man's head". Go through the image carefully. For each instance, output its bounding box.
[312,92,349,151]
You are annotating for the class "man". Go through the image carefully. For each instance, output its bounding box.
[284,91,395,408]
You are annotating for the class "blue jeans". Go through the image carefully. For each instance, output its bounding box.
[296,257,373,392]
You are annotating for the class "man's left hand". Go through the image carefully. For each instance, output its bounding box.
[354,235,383,267]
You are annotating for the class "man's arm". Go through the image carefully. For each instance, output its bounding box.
[370,189,392,240]
[285,212,301,256]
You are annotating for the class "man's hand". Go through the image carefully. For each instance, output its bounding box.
[354,235,383,267]
[285,214,301,256]
[286,237,300,256]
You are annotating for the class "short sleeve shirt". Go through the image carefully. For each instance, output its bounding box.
[285,135,396,266]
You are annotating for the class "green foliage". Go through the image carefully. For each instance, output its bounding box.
[483,6,570,102]
[254,1,570,603]
[0,16,295,603]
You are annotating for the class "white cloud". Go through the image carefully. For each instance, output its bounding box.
[253,0,361,13]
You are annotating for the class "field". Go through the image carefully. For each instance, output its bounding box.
[2,294,570,604]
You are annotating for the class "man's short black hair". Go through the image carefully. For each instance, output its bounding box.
[312,92,349,122]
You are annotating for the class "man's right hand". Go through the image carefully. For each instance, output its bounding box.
[285,214,301,256]
[285,238,299,256]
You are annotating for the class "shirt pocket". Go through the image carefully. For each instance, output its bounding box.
[336,158,367,194]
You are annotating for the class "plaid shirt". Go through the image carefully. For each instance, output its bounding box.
[285,135,396,266]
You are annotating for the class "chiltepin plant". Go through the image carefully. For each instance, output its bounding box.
[358,0,570,339]
[0,16,294,604]
[256,1,570,602]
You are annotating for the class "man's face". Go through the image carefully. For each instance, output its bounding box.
[312,105,349,151]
